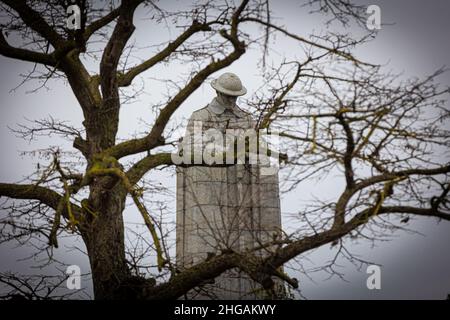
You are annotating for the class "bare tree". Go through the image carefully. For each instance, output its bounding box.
[0,0,448,299]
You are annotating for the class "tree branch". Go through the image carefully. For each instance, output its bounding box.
[118,20,212,87]
[1,1,102,113]
[100,0,143,100]
[145,252,238,300]
[83,7,121,41]
[378,206,450,221]
[126,153,173,185]
[259,62,302,129]
[104,2,250,160]
[240,16,373,66]
[1,0,64,47]
[355,164,450,191]
[266,203,450,271]
[0,31,57,66]
[0,182,81,221]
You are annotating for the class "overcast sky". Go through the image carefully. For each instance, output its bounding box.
[0,0,449,299]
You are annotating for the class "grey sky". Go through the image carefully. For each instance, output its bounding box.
[0,0,449,299]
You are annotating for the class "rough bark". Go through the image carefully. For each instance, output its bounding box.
[81,183,127,299]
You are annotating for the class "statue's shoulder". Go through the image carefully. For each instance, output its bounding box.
[189,105,210,120]
[234,104,251,117]
[234,105,255,124]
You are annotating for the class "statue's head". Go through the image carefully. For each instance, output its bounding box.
[211,72,246,108]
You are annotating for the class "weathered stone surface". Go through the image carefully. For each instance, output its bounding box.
[176,94,283,299]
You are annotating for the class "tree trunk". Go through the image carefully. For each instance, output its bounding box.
[79,79,139,298]
[83,183,131,299]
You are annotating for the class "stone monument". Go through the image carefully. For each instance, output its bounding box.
[175,73,283,299]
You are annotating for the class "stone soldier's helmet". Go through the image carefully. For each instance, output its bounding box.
[211,72,247,96]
